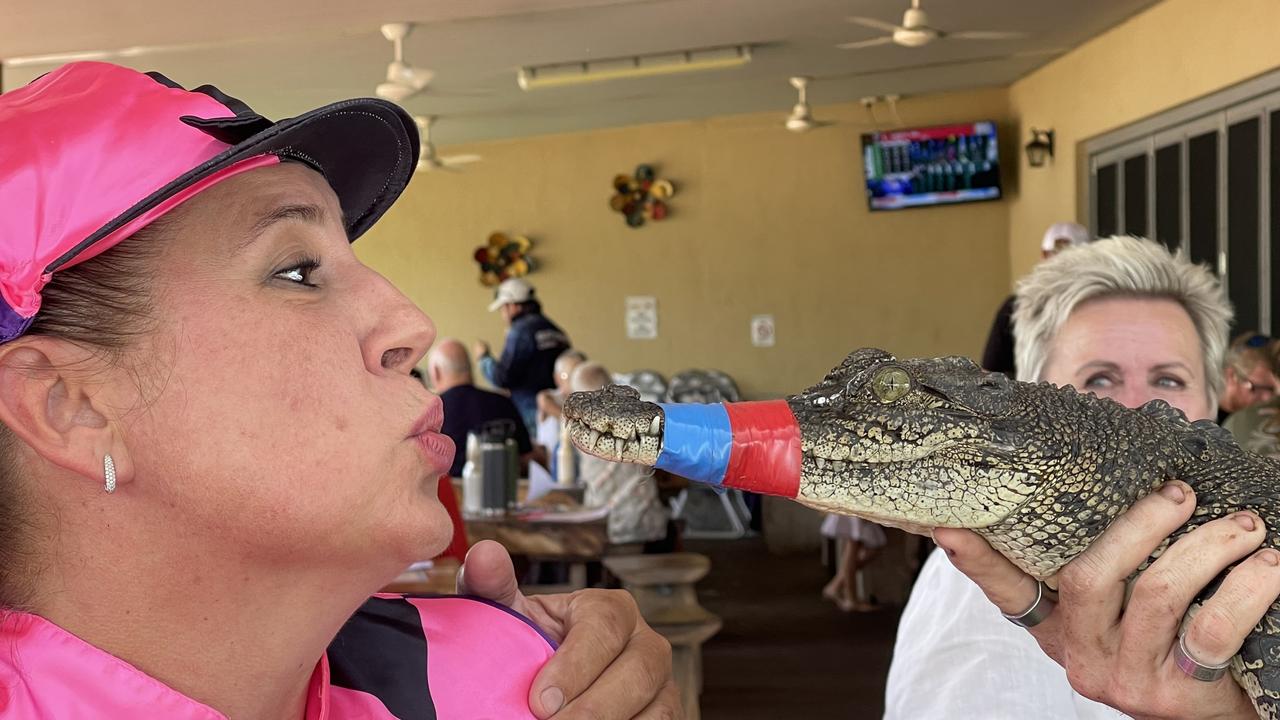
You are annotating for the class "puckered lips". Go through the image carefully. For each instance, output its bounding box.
[410,399,454,475]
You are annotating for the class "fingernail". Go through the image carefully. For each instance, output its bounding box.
[1234,513,1257,531]
[1258,549,1280,567]
[1158,482,1186,503]
[540,687,564,715]
[455,565,468,595]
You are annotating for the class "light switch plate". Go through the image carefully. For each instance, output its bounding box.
[626,296,658,340]
[751,314,775,347]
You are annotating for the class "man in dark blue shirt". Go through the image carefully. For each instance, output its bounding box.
[427,339,534,478]
[473,279,571,435]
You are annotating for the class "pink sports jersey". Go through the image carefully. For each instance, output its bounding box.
[0,595,555,718]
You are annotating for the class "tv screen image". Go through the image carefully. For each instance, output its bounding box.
[861,121,1001,211]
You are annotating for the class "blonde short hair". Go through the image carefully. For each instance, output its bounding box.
[1012,236,1232,406]
[569,361,613,393]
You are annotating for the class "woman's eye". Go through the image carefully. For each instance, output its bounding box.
[1083,374,1115,389]
[1153,375,1187,389]
[273,259,320,287]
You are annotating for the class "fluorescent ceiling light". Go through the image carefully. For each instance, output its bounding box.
[517,45,751,91]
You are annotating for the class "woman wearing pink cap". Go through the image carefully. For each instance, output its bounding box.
[0,62,676,718]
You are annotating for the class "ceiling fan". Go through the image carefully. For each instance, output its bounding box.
[839,0,1027,50]
[376,23,435,102]
[784,77,832,133]
[414,116,482,172]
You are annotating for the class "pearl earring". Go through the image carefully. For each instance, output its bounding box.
[104,454,116,494]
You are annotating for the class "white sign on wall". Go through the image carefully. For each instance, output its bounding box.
[626,296,658,340]
[751,314,776,347]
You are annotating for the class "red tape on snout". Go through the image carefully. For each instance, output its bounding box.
[723,400,802,499]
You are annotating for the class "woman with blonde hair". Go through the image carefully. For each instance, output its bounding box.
[888,237,1280,719]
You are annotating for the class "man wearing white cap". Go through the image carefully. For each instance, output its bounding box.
[980,222,1092,375]
[474,278,572,434]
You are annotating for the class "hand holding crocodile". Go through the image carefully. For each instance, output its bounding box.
[937,481,1278,720]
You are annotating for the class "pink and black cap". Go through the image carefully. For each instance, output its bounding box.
[0,61,419,343]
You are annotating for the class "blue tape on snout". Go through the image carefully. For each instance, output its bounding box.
[655,403,732,486]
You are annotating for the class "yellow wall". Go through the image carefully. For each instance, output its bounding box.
[1007,0,1280,280]
[357,88,1011,400]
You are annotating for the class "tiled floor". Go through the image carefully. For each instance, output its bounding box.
[688,537,904,719]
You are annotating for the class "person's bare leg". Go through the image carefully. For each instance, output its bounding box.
[830,539,862,611]
[844,540,885,612]
[822,538,851,606]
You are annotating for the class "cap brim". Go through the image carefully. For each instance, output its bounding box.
[234,98,419,241]
[50,97,418,273]
[487,297,508,312]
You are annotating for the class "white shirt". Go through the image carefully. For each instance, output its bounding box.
[885,548,1130,720]
[577,452,669,545]
[535,414,561,451]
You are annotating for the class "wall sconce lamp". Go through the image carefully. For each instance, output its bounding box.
[1025,128,1055,168]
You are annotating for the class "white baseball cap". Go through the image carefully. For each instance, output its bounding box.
[1041,222,1092,252]
[487,278,535,312]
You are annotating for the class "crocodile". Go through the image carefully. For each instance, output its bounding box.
[562,347,1280,718]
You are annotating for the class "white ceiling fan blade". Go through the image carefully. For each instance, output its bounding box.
[948,30,1029,41]
[846,16,906,33]
[784,119,835,133]
[397,66,435,91]
[441,154,483,167]
[837,36,895,50]
[824,46,1069,80]
[375,82,417,102]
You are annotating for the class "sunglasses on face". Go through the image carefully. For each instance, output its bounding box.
[1245,333,1272,348]
[1234,367,1278,399]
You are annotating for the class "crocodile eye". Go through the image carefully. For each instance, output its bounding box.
[869,366,912,404]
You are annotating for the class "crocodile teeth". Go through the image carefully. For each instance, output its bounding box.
[650,415,661,436]
[588,429,601,450]
[614,436,625,457]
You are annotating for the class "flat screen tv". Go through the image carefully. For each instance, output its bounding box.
[861,121,1001,211]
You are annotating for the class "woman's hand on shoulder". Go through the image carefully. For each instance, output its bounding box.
[934,481,1280,720]
[458,540,681,719]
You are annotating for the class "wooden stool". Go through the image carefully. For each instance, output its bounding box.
[603,553,720,719]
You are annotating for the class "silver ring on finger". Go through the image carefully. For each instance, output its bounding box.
[1001,579,1057,629]
[1173,632,1231,682]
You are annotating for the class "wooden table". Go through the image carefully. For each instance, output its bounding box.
[465,511,610,592]
[381,557,460,595]
[451,477,617,592]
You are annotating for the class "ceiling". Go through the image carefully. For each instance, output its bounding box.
[2,0,1161,145]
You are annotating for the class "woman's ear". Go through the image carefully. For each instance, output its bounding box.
[0,339,131,491]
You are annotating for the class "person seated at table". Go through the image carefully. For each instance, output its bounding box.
[570,363,672,549]
[0,61,678,719]
[1217,330,1279,424]
[1223,337,1280,456]
[535,348,588,458]
[428,338,538,477]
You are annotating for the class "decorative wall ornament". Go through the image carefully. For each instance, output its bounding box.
[474,232,535,287]
[609,164,675,228]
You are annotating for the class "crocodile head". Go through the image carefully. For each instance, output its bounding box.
[790,348,1043,533]
[562,384,665,465]
[563,348,1062,535]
